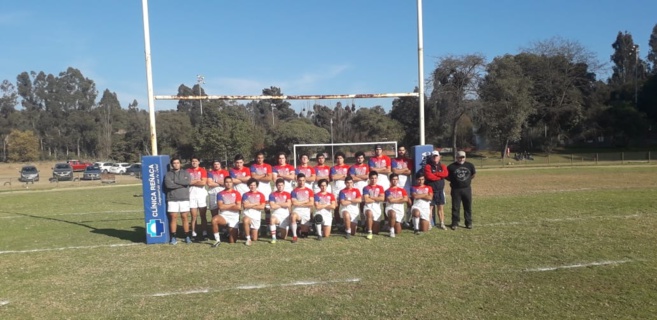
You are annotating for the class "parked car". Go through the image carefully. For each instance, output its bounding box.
[19,165,40,182]
[125,163,142,178]
[108,162,130,174]
[81,165,102,180]
[94,162,114,173]
[52,163,74,181]
[67,160,93,172]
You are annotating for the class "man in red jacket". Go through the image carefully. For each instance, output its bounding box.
[424,150,448,229]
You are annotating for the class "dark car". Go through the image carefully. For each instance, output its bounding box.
[125,163,142,178]
[81,166,102,180]
[19,165,40,182]
[52,163,74,181]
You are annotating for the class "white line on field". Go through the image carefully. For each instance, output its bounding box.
[0,243,140,254]
[525,260,632,272]
[0,210,141,219]
[150,278,361,297]
[0,300,8,307]
[481,214,642,227]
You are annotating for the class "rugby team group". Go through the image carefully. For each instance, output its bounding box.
[164,145,476,246]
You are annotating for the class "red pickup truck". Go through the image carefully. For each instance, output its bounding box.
[67,160,93,172]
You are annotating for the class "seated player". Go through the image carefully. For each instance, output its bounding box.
[338,176,362,239]
[410,173,433,234]
[290,173,314,243]
[385,173,409,238]
[362,171,385,240]
[242,178,266,246]
[268,178,292,244]
[211,176,242,246]
[313,179,337,240]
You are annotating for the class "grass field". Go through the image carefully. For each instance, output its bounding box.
[1,166,656,319]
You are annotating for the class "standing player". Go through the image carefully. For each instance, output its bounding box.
[338,176,362,239]
[241,178,266,246]
[410,173,433,234]
[207,160,229,220]
[268,178,292,244]
[330,152,350,224]
[273,152,295,193]
[230,154,251,195]
[392,145,412,195]
[369,145,392,191]
[362,171,385,240]
[424,150,448,230]
[164,157,192,245]
[295,153,316,189]
[187,156,208,241]
[446,151,476,230]
[211,176,242,246]
[349,151,369,193]
[290,173,314,242]
[385,173,409,238]
[312,153,332,194]
[313,178,336,240]
[250,152,273,201]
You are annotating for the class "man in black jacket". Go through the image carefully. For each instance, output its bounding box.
[446,151,476,230]
[164,157,192,244]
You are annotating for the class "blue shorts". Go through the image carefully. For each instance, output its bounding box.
[431,190,445,206]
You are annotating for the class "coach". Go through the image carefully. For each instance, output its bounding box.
[446,151,476,230]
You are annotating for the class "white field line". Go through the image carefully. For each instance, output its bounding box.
[150,278,361,297]
[0,300,8,307]
[480,214,642,227]
[0,243,140,254]
[525,260,632,272]
[0,210,141,219]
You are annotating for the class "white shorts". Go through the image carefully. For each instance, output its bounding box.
[398,175,411,194]
[208,191,219,210]
[411,203,431,221]
[293,207,311,225]
[257,183,272,199]
[340,205,360,222]
[189,196,207,209]
[332,181,345,198]
[243,209,262,229]
[220,211,240,228]
[167,201,190,214]
[234,183,249,195]
[272,209,291,229]
[315,209,333,226]
[386,203,405,222]
[377,175,391,191]
[354,181,367,194]
[363,203,382,221]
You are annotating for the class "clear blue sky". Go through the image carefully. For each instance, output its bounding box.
[1,0,655,112]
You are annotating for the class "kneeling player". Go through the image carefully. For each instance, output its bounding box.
[385,173,409,238]
[410,173,433,234]
[211,177,242,246]
[362,171,385,239]
[313,179,336,240]
[242,178,266,246]
[338,176,362,239]
[290,174,314,243]
[268,178,292,244]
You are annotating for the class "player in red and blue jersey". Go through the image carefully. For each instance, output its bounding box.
[369,145,392,191]
[268,178,292,244]
[385,173,408,238]
[207,160,229,219]
[295,153,316,189]
[330,151,350,224]
[273,152,295,193]
[241,178,266,246]
[290,173,314,242]
[410,173,433,234]
[211,176,242,246]
[250,152,273,199]
[391,145,412,195]
[230,154,251,195]
[349,151,370,193]
[312,153,332,194]
[362,171,385,239]
[187,156,208,241]
[313,179,336,240]
[338,176,362,239]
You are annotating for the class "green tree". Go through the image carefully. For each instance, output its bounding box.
[270,118,330,155]
[7,129,40,162]
[194,105,256,161]
[479,55,535,158]
[156,111,194,158]
[350,106,405,143]
[1,80,19,161]
[648,24,657,74]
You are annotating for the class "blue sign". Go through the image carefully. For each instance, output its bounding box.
[141,155,170,244]
[411,144,435,183]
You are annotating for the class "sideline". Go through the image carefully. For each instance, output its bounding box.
[524,260,632,272]
[0,243,141,255]
[479,213,644,227]
[0,182,141,196]
[0,210,142,219]
[149,278,361,297]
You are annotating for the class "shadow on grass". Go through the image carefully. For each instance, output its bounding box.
[9,212,145,243]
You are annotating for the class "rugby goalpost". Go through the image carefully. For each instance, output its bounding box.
[292,141,398,168]
[140,0,427,156]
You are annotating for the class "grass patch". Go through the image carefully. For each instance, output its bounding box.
[1,167,656,318]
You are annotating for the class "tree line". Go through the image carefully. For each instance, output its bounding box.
[1,26,656,163]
